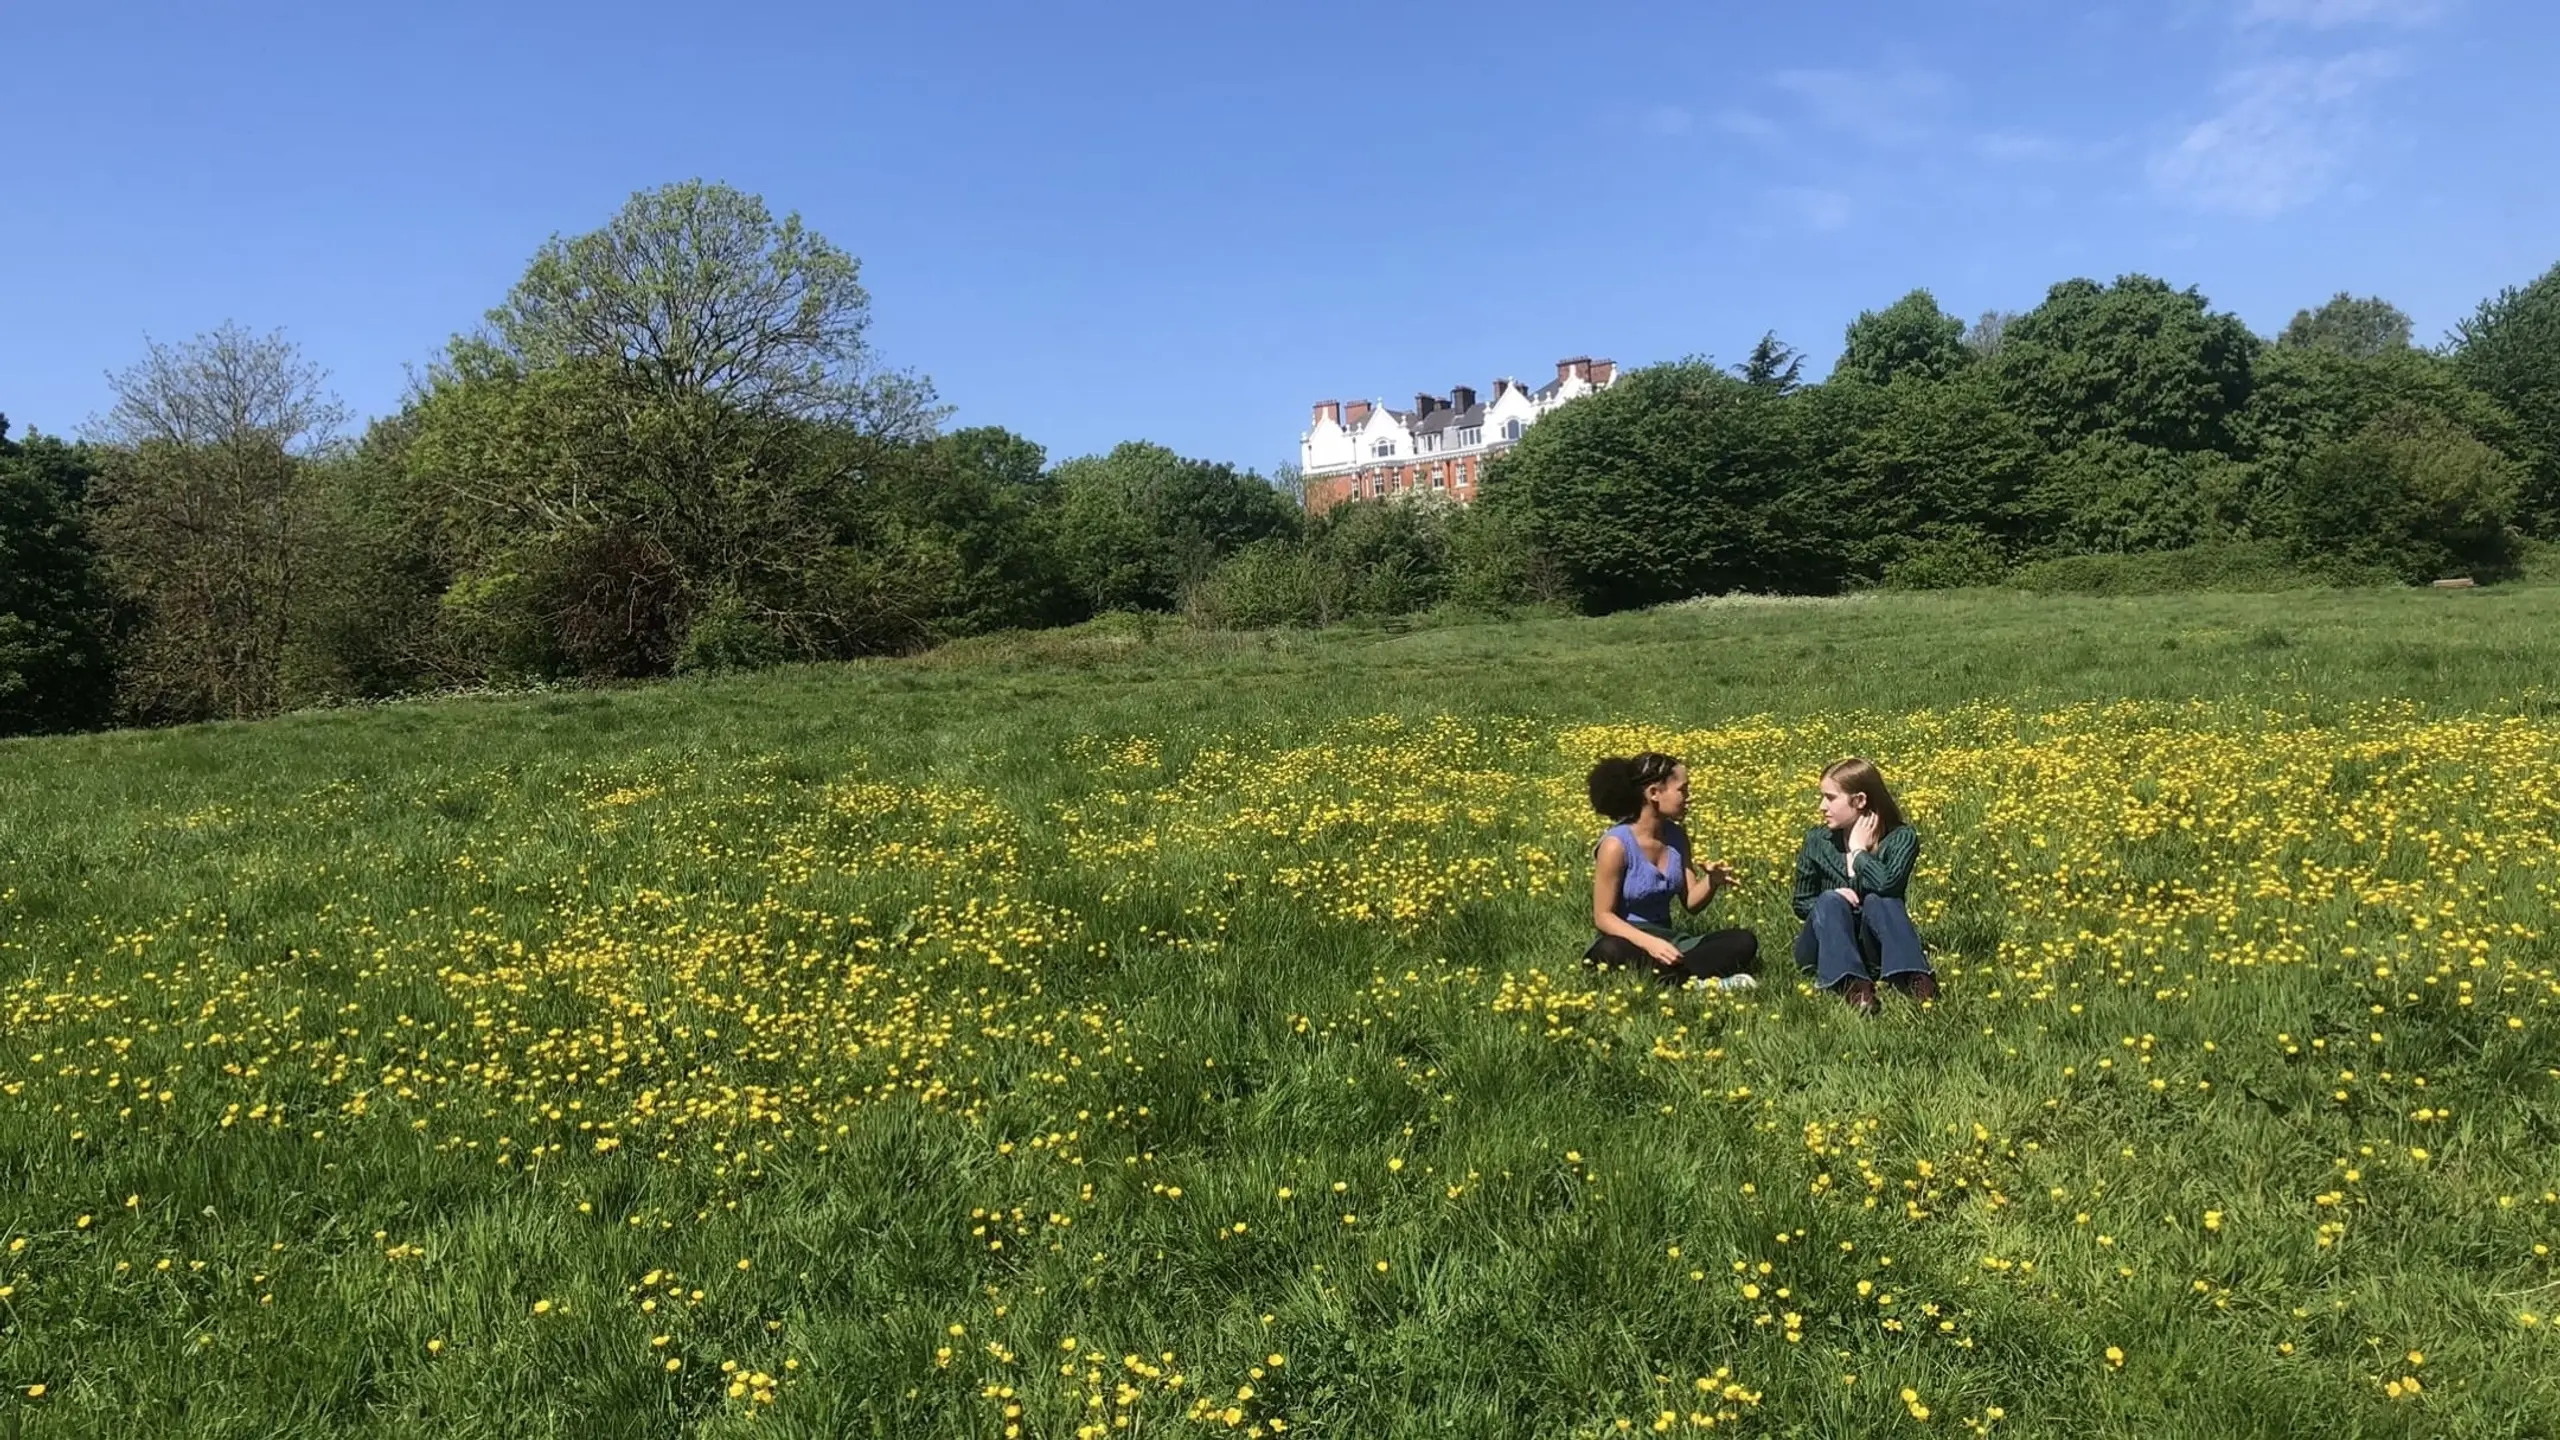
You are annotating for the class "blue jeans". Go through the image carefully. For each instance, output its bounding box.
[1792,892,1929,989]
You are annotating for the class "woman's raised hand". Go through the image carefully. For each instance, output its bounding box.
[1849,813,1881,853]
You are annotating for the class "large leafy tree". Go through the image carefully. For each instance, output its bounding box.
[2242,344,2524,469]
[875,426,1077,637]
[1992,275,2260,454]
[1834,289,1972,386]
[2267,406,2522,583]
[1479,361,1841,610]
[2278,293,2413,358]
[1817,370,2050,570]
[398,180,946,675]
[0,416,115,735]
[1050,442,1297,613]
[2450,260,2560,533]
[87,325,348,721]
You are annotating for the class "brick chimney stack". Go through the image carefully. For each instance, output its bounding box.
[1345,400,1373,426]
[1449,384,1477,411]
[1554,356,1594,385]
[1588,360,1616,385]
[1413,392,1445,416]
[1311,399,1342,427]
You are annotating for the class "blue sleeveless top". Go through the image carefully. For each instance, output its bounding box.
[1602,822,1685,928]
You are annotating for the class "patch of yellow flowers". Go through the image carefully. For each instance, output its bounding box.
[3,699,2555,1427]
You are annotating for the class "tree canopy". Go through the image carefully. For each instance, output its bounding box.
[0,417,114,735]
[1733,333,1806,393]
[8,186,2557,734]
[1834,289,1971,387]
[1991,276,2260,454]
[2451,261,2560,531]
[2278,293,2414,358]
[1052,442,1299,613]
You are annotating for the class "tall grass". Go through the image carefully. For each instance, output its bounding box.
[2,584,2556,1438]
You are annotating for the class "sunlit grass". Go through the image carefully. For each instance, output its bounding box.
[3,586,2557,1438]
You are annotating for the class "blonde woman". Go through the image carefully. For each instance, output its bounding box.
[1792,757,1934,1014]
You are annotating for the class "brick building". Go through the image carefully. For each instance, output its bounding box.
[1298,356,1619,514]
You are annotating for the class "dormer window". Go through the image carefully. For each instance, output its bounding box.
[1502,417,1524,442]
[1456,426,1481,448]
[1372,439,1395,458]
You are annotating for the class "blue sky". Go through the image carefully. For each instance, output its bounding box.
[6,0,2554,474]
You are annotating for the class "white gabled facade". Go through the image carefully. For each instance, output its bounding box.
[1298,356,1619,513]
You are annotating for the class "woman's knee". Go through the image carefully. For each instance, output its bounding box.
[1585,935,1645,969]
[1811,890,1856,919]
[1721,928,1762,970]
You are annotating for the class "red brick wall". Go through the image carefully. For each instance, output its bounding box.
[1301,448,1506,516]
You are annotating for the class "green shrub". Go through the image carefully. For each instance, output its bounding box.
[1312,499,1453,619]
[1189,542,1320,630]
[2005,540,2342,595]
[1879,529,2010,590]
[2267,407,2524,584]
[674,590,792,675]
[1445,502,1563,613]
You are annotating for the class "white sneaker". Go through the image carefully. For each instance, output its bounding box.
[1719,974,1759,992]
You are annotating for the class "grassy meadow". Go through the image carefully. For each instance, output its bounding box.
[3,584,2558,1438]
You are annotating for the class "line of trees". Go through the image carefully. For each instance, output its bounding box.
[5,175,2558,738]
[2,182,1300,735]
[1190,271,2560,623]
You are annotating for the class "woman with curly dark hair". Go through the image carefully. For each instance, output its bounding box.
[1584,751,1759,990]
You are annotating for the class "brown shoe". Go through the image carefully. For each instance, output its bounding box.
[1838,978,1880,1016]
[1889,973,1940,1003]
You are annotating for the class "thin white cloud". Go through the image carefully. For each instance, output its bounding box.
[1770,64,1952,146]
[1646,105,1695,136]
[1972,130,2067,162]
[1714,109,1781,141]
[1769,186,1854,232]
[2147,50,2400,215]
[2242,0,2444,28]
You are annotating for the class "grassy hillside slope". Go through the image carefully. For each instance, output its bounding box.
[3,585,2557,1438]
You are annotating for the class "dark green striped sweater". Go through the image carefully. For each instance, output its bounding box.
[1791,824,1919,920]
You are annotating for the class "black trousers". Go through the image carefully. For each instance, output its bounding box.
[1584,928,1761,986]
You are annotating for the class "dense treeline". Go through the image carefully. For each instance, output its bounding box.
[1193,273,2560,624]
[0,183,1297,734]
[4,176,2559,737]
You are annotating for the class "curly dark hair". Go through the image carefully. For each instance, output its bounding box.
[1586,751,1681,824]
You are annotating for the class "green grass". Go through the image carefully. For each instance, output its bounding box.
[3,584,2558,1439]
